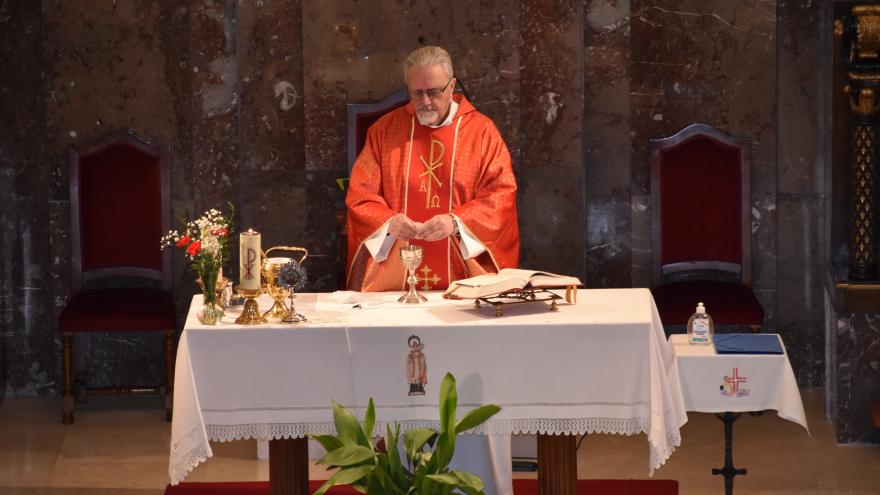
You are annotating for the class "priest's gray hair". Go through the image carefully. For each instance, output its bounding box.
[403,46,454,81]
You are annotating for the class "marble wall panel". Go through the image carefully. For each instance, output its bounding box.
[630,0,776,195]
[751,193,777,331]
[774,0,830,387]
[777,0,827,196]
[0,166,12,398]
[834,312,880,443]
[516,168,584,275]
[156,2,198,317]
[1,0,55,395]
[301,1,521,169]
[777,194,826,386]
[585,1,632,288]
[751,193,778,292]
[520,0,585,276]
[190,0,241,212]
[303,170,347,292]
[82,333,167,390]
[630,194,651,289]
[237,0,307,254]
[585,193,631,288]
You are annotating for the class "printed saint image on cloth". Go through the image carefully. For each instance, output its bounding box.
[406,335,427,396]
[720,367,750,397]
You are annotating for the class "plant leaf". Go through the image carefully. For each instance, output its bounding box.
[310,434,343,453]
[372,460,408,495]
[438,373,457,435]
[435,373,457,470]
[318,445,376,467]
[455,404,501,434]
[332,400,370,447]
[385,423,407,488]
[312,464,373,495]
[403,428,437,463]
[432,430,455,471]
[451,469,485,492]
[425,474,460,485]
[363,398,376,442]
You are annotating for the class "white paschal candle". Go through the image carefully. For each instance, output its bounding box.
[239,229,262,291]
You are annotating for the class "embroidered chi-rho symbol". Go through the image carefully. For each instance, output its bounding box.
[720,367,750,397]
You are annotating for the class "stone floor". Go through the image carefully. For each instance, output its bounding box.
[0,387,878,494]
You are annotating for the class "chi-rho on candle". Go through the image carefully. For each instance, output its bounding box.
[239,229,261,291]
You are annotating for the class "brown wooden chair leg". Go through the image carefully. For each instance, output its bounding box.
[61,333,75,424]
[164,330,175,422]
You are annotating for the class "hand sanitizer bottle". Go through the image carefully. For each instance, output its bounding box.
[687,302,714,345]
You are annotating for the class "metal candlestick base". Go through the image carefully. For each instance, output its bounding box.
[235,288,267,325]
[398,282,428,303]
[281,295,307,323]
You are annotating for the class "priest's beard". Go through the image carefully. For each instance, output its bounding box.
[416,106,440,126]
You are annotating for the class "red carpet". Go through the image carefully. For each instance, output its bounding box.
[165,479,677,495]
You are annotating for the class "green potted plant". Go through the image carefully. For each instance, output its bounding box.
[310,372,501,495]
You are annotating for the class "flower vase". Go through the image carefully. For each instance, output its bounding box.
[196,269,224,325]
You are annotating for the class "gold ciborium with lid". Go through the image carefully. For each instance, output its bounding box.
[261,246,308,319]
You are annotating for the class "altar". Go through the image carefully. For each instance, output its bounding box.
[169,288,688,494]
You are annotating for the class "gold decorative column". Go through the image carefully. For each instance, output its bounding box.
[836,6,880,280]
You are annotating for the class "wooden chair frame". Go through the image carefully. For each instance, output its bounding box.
[62,129,174,424]
[649,123,753,288]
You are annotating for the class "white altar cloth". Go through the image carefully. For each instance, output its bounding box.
[169,289,688,484]
[669,334,808,432]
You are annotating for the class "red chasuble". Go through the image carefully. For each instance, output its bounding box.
[346,95,519,292]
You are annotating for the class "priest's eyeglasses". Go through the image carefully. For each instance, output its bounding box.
[408,78,454,100]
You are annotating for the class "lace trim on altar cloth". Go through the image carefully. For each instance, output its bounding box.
[650,429,682,476]
[169,441,212,486]
[191,417,680,476]
[205,417,651,440]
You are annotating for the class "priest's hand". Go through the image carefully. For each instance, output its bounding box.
[388,213,420,240]
[418,214,454,241]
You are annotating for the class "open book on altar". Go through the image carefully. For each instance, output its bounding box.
[443,268,583,300]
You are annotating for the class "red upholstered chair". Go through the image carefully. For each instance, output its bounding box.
[338,89,409,287]
[649,124,764,330]
[59,130,175,424]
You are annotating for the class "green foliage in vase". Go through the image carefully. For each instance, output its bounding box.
[160,202,235,304]
[310,372,501,495]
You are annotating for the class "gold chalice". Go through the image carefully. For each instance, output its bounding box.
[261,246,308,320]
[399,245,427,304]
[262,257,292,318]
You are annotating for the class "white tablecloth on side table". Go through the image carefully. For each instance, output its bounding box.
[169,289,688,484]
[669,334,808,432]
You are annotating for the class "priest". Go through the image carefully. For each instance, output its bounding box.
[345,45,519,292]
[345,46,519,495]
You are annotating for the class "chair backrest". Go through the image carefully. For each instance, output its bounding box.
[69,131,171,291]
[346,89,409,173]
[649,123,751,287]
